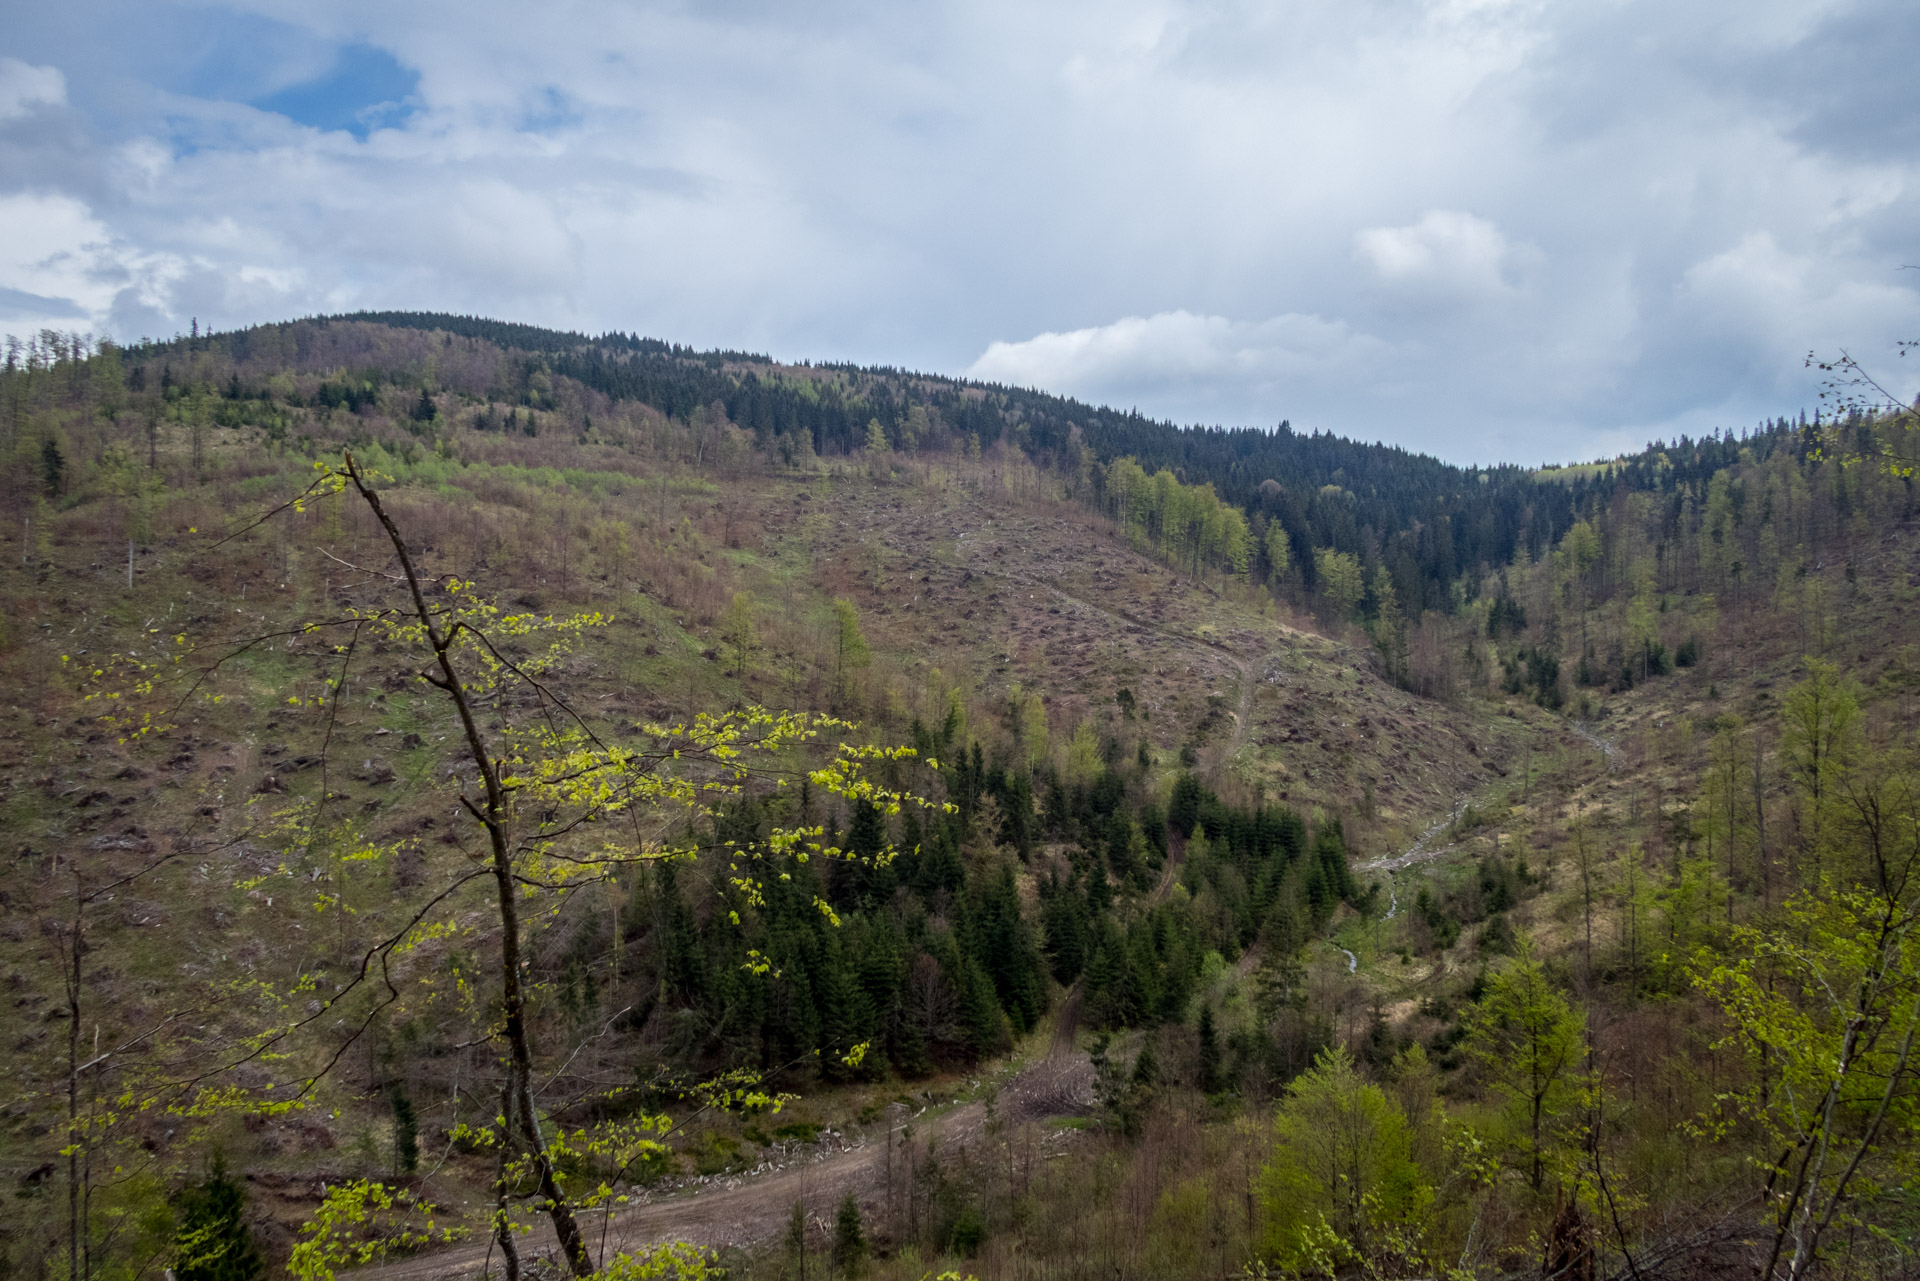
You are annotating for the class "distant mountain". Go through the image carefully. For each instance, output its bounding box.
[301,310,1806,616]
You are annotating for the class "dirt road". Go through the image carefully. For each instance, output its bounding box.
[348,1052,1092,1280]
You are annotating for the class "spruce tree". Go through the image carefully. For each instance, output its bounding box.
[954,950,1004,1057]
[785,1201,810,1281]
[1132,1036,1160,1087]
[390,1081,420,1175]
[832,1193,868,1277]
[1042,878,1087,983]
[41,436,64,497]
[838,801,891,907]
[1197,1003,1223,1094]
[173,1156,263,1281]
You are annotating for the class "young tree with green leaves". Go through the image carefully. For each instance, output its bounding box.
[1314,548,1364,623]
[94,456,936,1281]
[721,590,759,676]
[1259,1045,1430,1273]
[1693,736,1920,1280]
[1369,564,1406,686]
[1263,521,1291,587]
[1462,948,1586,1190]
[833,596,872,706]
[1558,518,1601,651]
[1782,658,1861,882]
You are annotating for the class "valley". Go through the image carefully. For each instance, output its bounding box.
[1,315,1916,1281]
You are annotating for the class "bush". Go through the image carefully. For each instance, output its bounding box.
[945,1201,985,1256]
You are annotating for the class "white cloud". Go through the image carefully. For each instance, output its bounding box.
[0,192,190,339]
[0,193,117,326]
[0,58,64,120]
[969,310,1390,412]
[1353,210,1531,299]
[1679,232,1915,345]
[1,0,1917,461]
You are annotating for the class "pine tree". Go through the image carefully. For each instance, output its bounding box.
[1086,858,1112,916]
[657,860,710,1004]
[1000,771,1034,857]
[953,948,1005,1057]
[1132,1036,1160,1088]
[1106,814,1139,882]
[837,800,892,907]
[912,825,965,900]
[969,863,1047,1031]
[1083,931,1125,1028]
[820,936,877,1081]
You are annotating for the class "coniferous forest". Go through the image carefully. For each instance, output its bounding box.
[2,314,1919,1281]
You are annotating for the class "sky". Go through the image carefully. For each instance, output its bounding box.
[2,0,1916,465]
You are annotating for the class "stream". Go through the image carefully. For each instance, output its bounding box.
[1361,794,1469,875]
[1570,720,1619,770]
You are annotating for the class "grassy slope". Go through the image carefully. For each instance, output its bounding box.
[0,403,1529,1267]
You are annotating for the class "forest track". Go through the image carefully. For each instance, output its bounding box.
[1048,983,1085,1058]
[347,1053,1093,1281]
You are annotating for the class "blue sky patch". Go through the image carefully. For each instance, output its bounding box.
[255,42,418,139]
[520,86,582,134]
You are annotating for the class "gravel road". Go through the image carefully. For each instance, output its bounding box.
[347,1052,1092,1280]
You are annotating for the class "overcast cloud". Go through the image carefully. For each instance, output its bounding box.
[2,0,1916,463]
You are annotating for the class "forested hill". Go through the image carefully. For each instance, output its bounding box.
[235,310,1799,615]
[9,310,1920,1280]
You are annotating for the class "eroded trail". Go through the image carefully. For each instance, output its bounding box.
[348,1053,1092,1281]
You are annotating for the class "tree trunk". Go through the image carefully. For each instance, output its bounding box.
[347,457,594,1276]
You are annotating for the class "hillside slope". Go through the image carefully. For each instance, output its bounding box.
[3,315,1917,1281]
